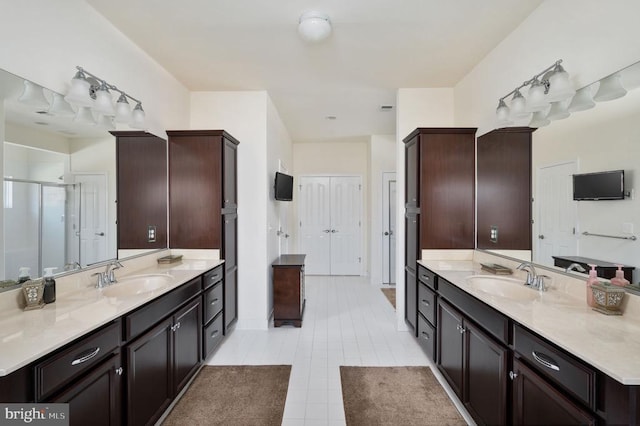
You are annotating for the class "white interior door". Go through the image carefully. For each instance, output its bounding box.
[75,174,108,266]
[535,161,578,266]
[299,175,362,275]
[299,177,331,274]
[382,173,396,284]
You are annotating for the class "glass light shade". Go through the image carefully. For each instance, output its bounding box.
[73,106,96,125]
[546,64,576,102]
[64,71,93,107]
[130,103,145,129]
[594,73,627,102]
[96,114,115,130]
[115,94,131,123]
[18,80,49,108]
[48,93,76,117]
[298,11,332,42]
[547,100,571,121]
[510,90,529,119]
[496,99,510,123]
[526,79,548,112]
[94,83,115,116]
[568,85,595,112]
[529,110,550,128]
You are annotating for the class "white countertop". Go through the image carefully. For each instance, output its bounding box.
[419,259,640,385]
[0,258,223,376]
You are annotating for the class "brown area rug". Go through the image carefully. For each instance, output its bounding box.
[340,366,466,426]
[381,287,396,309]
[162,365,291,426]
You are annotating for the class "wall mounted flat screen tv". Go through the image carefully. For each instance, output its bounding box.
[274,172,294,201]
[573,169,625,200]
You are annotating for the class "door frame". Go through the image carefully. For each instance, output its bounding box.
[382,172,396,285]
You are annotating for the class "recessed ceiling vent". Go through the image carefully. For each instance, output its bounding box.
[379,105,394,111]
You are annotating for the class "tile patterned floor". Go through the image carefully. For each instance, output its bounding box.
[206,275,473,425]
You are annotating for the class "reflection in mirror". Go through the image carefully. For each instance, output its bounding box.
[480,60,640,284]
[1,69,117,285]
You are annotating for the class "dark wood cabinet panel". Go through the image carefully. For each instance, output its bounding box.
[477,127,533,250]
[126,318,173,426]
[405,268,417,331]
[173,298,202,395]
[465,321,508,426]
[417,281,436,325]
[223,212,237,270]
[512,358,596,425]
[114,131,168,250]
[405,137,418,207]
[224,266,237,331]
[437,299,464,397]
[52,355,122,426]
[223,138,238,210]
[273,255,306,327]
[417,313,436,362]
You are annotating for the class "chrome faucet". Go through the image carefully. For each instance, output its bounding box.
[105,260,124,284]
[565,263,586,273]
[517,262,537,286]
[92,271,108,289]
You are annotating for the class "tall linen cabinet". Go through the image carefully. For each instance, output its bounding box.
[167,130,239,332]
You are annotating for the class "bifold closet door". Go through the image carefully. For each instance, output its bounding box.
[298,176,362,276]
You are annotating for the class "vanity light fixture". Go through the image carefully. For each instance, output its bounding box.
[48,93,76,117]
[63,66,145,129]
[495,59,575,127]
[18,80,49,108]
[593,73,627,102]
[568,85,596,112]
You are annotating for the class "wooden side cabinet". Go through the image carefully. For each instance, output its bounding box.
[272,254,306,327]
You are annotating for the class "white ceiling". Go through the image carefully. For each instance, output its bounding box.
[86,0,542,142]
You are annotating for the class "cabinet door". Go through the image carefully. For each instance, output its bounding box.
[404,268,417,331]
[223,138,237,210]
[465,320,508,426]
[223,212,237,269]
[126,318,173,426]
[173,298,202,395]
[512,358,596,425]
[405,137,418,207]
[437,300,464,397]
[224,266,237,331]
[52,355,122,426]
[405,212,418,270]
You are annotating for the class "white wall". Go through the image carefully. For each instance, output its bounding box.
[292,138,370,274]
[190,91,270,330]
[266,95,294,318]
[395,88,455,330]
[369,134,397,287]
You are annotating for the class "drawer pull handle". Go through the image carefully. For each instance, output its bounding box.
[420,275,430,281]
[532,351,560,371]
[210,330,220,338]
[210,298,219,305]
[71,347,100,366]
[421,299,430,307]
[421,331,430,340]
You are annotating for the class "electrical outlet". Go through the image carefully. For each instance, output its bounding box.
[148,225,157,242]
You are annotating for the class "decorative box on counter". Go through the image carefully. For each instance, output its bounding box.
[591,283,625,315]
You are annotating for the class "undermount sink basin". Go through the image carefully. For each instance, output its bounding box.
[465,275,540,301]
[101,274,172,298]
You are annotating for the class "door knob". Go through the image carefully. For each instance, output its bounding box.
[384,231,390,236]
[323,229,331,233]
[331,229,338,233]
[95,232,105,236]
[538,234,545,239]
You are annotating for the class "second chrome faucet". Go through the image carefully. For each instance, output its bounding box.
[517,262,549,292]
[94,260,124,288]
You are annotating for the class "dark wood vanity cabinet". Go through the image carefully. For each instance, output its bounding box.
[114,131,168,250]
[477,127,534,250]
[167,130,239,331]
[202,266,225,358]
[272,255,306,327]
[417,265,437,360]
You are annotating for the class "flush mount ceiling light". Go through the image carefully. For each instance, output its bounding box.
[63,66,145,129]
[298,11,332,42]
[495,59,576,127]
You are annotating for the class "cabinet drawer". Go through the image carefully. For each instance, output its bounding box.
[203,312,224,358]
[203,281,223,324]
[125,276,201,341]
[203,265,223,290]
[35,321,121,400]
[417,265,437,290]
[418,282,436,325]
[417,313,436,362]
[513,324,596,409]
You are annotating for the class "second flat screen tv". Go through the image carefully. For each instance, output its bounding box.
[274,172,294,201]
[573,169,624,200]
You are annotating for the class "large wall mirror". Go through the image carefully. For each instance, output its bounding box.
[479,60,640,283]
[0,68,168,286]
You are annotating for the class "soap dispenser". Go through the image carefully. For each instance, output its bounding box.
[18,267,31,284]
[586,264,599,307]
[43,267,57,304]
[611,264,630,287]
